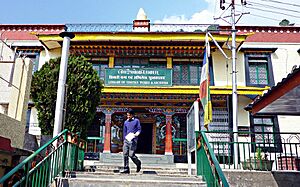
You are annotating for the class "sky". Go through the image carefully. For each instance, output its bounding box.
[1,0,300,26]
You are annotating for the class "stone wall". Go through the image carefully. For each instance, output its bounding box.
[0,113,25,149]
[224,170,300,187]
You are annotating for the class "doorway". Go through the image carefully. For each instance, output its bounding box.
[136,123,153,154]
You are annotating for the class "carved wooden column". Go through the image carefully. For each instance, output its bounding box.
[103,109,113,153]
[164,110,175,155]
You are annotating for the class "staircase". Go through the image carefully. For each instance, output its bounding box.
[55,157,206,187]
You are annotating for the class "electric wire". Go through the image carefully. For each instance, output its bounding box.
[249,13,281,22]
[257,0,300,8]
[225,2,300,19]
[235,10,281,22]
[246,6,300,19]
[248,1,300,15]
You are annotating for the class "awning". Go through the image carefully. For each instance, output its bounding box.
[246,66,300,115]
[37,32,247,50]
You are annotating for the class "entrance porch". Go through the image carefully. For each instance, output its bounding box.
[86,93,197,162]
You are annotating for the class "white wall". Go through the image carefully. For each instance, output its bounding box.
[0,41,15,104]
[238,96,252,127]
[212,49,246,87]
[242,43,300,85]
[38,48,62,69]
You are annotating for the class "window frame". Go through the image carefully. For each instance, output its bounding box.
[172,62,202,85]
[244,53,274,87]
[250,114,282,153]
[92,61,109,80]
[172,57,214,86]
[114,57,166,68]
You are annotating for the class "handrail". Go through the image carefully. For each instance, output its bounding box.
[197,131,229,187]
[87,137,104,140]
[172,138,187,142]
[205,131,300,171]
[0,129,85,186]
[0,129,68,183]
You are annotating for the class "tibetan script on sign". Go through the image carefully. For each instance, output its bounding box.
[105,68,172,87]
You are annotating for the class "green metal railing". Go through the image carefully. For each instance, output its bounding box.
[196,131,229,187]
[205,131,300,171]
[173,138,187,156]
[0,129,85,187]
[85,137,104,153]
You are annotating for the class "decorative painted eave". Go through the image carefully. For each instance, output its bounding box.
[0,24,65,40]
[220,25,300,34]
[102,85,268,95]
[220,25,300,43]
[37,32,247,42]
[37,32,247,50]
[70,44,209,57]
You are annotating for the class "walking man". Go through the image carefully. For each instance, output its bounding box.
[120,109,142,174]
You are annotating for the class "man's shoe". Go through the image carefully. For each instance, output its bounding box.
[120,168,130,174]
[136,162,141,173]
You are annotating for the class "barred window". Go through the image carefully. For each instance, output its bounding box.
[172,62,202,85]
[253,117,275,147]
[114,58,165,68]
[245,54,274,87]
[248,58,269,85]
[93,63,108,80]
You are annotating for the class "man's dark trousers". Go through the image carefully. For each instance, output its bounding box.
[122,139,141,173]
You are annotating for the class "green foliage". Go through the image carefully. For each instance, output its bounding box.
[31,56,102,136]
[279,19,290,26]
[255,148,268,160]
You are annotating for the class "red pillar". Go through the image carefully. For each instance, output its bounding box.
[103,113,112,153]
[165,114,173,155]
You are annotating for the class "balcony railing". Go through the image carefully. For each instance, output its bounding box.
[204,131,300,171]
[66,23,219,33]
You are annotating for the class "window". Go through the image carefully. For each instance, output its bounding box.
[114,58,165,68]
[16,51,40,74]
[245,53,274,87]
[0,104,8,115]
[250,115,281,152]
[26,108,32,128]
[173,62,202,85]
[92,59,108,80]
[253,117,275,146]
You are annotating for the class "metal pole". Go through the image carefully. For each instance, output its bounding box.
[53,32,75,138]
[231,1,239,168]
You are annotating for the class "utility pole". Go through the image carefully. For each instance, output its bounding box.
[230,0,239,169]
[217,0,241,168]
[53,32,75,138]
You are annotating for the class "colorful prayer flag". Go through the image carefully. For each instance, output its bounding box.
[199,42,212,129]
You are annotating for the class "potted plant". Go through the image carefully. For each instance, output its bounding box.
[243,148,274,171]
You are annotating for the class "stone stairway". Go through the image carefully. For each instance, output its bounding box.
[100,153,174,164]
[55,160,206,187]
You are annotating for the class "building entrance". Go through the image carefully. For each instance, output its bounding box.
[136,123,153,154]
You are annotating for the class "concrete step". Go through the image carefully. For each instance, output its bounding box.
[99,153,174,164]
[85,165,190,175]
[59,173,206,187]
[84,162,197,175]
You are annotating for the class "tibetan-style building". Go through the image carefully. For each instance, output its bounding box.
[3,11,300,163]
[36,16,266,161]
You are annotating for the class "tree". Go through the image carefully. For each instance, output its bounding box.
[279,19,295,26]
[31,55,102,136]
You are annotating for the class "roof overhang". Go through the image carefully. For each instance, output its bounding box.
[36,32,248,50]
[248,66,300,115]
